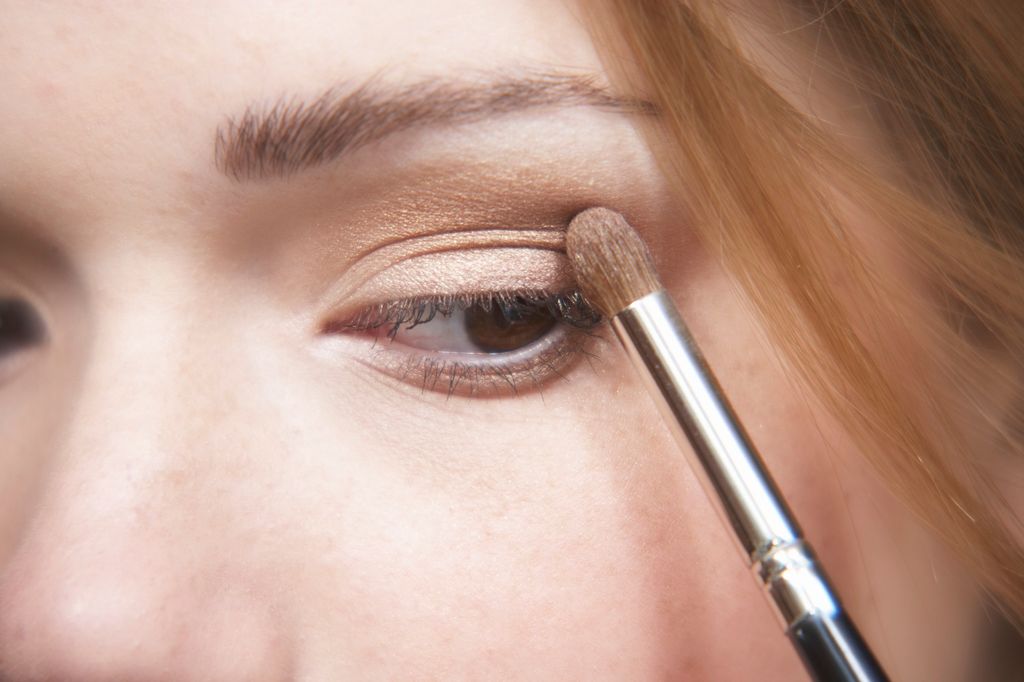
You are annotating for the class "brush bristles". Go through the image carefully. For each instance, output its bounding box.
[566,208,662,317]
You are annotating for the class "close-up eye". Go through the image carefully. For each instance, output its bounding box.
[0,297,46,377]
[324,290,604,396]
[5,1,1024,679]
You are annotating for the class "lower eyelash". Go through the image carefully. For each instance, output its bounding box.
[362,324,605,398]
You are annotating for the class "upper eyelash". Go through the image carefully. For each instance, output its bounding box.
[330,289,603,339]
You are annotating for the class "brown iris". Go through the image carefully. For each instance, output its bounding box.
[464,303,557,353]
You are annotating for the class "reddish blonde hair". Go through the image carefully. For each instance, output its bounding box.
[588,0,1024,626]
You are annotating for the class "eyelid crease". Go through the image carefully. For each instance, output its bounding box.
[352,226,566,263]
[315,228,566,314]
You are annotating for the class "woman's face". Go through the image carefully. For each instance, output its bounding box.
[0,2,987,680]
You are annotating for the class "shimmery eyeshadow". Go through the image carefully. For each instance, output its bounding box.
[317,229,572,318]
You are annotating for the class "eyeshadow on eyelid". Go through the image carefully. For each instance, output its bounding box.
[353,228,563,272]
[326,248,573,316]
[316,229,568,312]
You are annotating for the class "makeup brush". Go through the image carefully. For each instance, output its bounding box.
[567,207,888,682]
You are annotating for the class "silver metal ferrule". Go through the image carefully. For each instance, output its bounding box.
[613,290,838,625]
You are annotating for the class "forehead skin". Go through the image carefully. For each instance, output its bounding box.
[0,1,603,231]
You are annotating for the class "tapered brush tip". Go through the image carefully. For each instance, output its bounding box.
[566,208,662,317]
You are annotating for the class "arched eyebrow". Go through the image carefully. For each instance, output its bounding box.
[214,71,654,181]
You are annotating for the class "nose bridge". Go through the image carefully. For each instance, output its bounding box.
[0,251,293,680]
[51,248,231,509]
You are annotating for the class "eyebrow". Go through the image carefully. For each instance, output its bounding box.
[214,71,654,180]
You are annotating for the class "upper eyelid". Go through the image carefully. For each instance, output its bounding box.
[312,251,575,339]
[316,228,566,311]
[353,227,566,263]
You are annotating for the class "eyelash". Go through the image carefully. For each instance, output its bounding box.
[339,289,601,337]
[325,289,605,397]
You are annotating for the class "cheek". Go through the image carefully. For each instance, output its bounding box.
[256,256,976,680]
[15,254,972,680]
[239,322,807,678]
[237,282,828,678]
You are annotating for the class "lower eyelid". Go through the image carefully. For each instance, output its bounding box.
[388,323,572,364]
[352,324,604,398]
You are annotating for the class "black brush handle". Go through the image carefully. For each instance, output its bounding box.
[787,611,889,682]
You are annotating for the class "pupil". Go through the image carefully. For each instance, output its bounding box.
[464,302,556,353]
[0,298,46,359]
